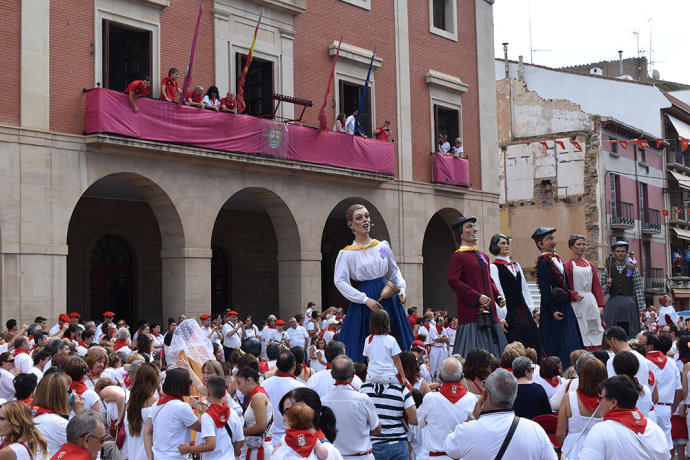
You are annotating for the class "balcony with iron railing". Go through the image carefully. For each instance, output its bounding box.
[641,208,662,233]
[611,201,635,229]
[667,146,690,170]
[671,205,690,224]
[645,267,665,292]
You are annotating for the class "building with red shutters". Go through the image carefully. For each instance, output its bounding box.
[0,0,499,324]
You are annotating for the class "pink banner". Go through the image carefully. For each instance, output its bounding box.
[432,153,470,187]
[85,88,395,175]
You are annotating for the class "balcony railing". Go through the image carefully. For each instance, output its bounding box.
[431,152,470,187]
[671,206,690,223]
[611,201,635,228]
[641,208,662,233]
[84,88,395,176]
[645,267,665,291]
[667,145,690,167]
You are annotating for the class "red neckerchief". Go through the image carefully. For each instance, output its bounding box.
[315,429,325,440]
[503,367,512,373]
[326,363,332,370]
[545,376,560,388]
[243,385,268,411]
[450,325,457,330]
[152,332,161,337]
[51,442,92,460]
[0,439,9,450]
[157,394,184,406]
[13,349,28,356]
[276,372,296,379]
[367,332,384,343]
[334,381,355,390]
[114,339,128,351]
[31,405,55,417]
[258,362,269,373]
[206,403,230,428]
[77,341,88,349]
[646,351,667,369]
[493,259,515,268]
[681,357,689,365]
[124,376,134,388]
[19,397,32,406]
[435,325,444,334]
[284,429,318,457]
[439,382,467,403]
[70,381,88,395]
[267,325,276,329]
[577,391,599,412]
[604,408,647,434]
[648,370,655,387]
[302,363,309,375]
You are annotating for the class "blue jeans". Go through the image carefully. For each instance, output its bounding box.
[372,440,408,460]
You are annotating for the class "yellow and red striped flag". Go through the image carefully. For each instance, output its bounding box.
[237,11,262,113]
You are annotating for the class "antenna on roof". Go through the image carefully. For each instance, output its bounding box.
[527,0,550,64]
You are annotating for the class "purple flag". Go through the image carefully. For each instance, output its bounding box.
[179,0,204,107]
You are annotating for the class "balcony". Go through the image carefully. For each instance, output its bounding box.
[667,147,690,169]
[645,267,665,292]
[84,88,395,178]
[431,152,470,187]
[610,201,634,229]
[670,205,690,224]
[641,208,662,234]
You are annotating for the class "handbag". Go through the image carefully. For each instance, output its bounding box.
[551,287,570,304]
[476,311,493,330]
[115,422,126,449]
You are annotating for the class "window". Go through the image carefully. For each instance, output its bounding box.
[610,138,618,154]
[340,81,372,137]
[339,0,371,10]
[236,53,274,117]
[639,182,648,218]
[429,0,457,41]
[610,173,619,214]
[636,145,646,164]
[426,70,466,153]
[102,20,152,92]
[434,104,459,148]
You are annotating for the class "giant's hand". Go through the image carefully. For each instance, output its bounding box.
[399,291,407,304]
[365,298,383,311]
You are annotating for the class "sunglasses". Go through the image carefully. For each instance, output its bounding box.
[597,393,609,401]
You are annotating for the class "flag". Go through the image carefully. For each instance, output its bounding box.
[178,0,204,107]
[639,140,649,149]
[656,138,664,149]
[619,141,628,149]
[539,141,549,148]
[682,139,689,152]
[555,140,565,150]
[524,141,531,145]
[237,11,263,113]
[354,47,376,136]
[662,209,669,217]
[319,37,342,131]
[631,139,640,146]
[571,141,582,151]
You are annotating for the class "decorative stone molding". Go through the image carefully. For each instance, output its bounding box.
[248,0,306,15]
[328,41,382,68]
[425,70,469,94]
[212,8,231,21]
[138,0,169,8]
[340,0,371,10]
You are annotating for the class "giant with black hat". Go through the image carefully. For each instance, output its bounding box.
[601,239,644,338]
[531,226,556,242]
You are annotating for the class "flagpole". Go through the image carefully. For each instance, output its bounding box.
[319,35,342,131]
[237,10,263,114]
[179,0,204,107]
[354,46,376,136]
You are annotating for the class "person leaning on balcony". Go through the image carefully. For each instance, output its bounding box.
[184,85,205,108]
[332,113,347,133]
[345,109,358,135]
[202,86,221,112]
[374,120,392,141]
[124,75,151,113]
[160,67,181,103]
[220,90,237,113]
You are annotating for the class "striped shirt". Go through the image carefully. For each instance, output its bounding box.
[360,382,414,444]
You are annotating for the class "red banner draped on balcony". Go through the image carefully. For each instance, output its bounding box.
[432,153,470,187]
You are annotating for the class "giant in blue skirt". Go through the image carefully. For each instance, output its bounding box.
[339,276,415,363]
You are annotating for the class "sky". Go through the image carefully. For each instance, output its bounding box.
[493,0,689,85]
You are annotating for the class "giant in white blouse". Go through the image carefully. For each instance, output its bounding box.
[489,255,535,321]
[334,240,406,304]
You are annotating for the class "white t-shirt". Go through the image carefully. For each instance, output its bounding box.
[30,367,44,383]
[418,391,479,455]
[14,352,33,374]
[306,369,363,398]
[147,400,199,460]
[34,412,68,460]
[202,95,221,107]
[0,368,15,400]
[48,324,61,336]
[363,334,401,382]
[322,385,379,456]
[198,408,245,460]
[286,326,309,348]
[647,356,682,404]
[262,375,306,445]
[607,350,651,388]
[8,444,31,460]
[125,406,151,460]
[222,322,242,349]
[579,417,669,460]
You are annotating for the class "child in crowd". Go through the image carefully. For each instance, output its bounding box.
[273,402,328,460]
[363,310,408,387]
[178,376,245,459]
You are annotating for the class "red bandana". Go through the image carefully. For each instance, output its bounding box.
[604,408,647,434]
[123,376,134,388]
[545,377,560,388]
[646,351,667,369]
[243,385,268,410]
[334,382,355,390]
[206,403,230,428]
[77,341,88,349]
[152,333,161,337]
[326,363,332,370]
[315,429,325,440]
[114,339,128,351]
[436,325,444,334]
[157,394,184,406]
[13,349,28,357]
[19,397,32,406]
[276,372,297,380]
[648,370,655,387]
[367,332,384,343]
[30,405,55,417]
[284,429,318,457]
[439,382,467,403]
[493,259,515,267]
[70,381,88,395]
[577,391,599,412]
[51,442,92,460]
[258,362,269,374]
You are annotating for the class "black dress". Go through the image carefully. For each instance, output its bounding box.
[494,262,544,357]
[513,382,552,419]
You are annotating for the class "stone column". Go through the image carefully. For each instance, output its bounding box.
[160,247,212,322]
[21,0,50,129]
[397,255,424,308]
[277,251,321,318]
[393,0,413,181]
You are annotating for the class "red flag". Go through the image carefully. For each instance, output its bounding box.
[571,141,582,151]
[656,139,663,149]
[539,141,549,148]
[662,209,669,217]
[676,209,683,214]
[178,1,204,107]
[619,140,628,149]
[639,140,649,149]
[319,37,342,131]
[631,139,640,146]
[524,142,531,145]
[555,140,565,150]
[237,12,263,113]
[682,139,689,152]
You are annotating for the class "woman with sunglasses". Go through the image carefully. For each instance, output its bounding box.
[0,353,16,401]
[0,401,48,460]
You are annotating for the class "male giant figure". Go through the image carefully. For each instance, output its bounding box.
[601,241,645,339]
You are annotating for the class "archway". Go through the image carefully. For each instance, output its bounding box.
[320,198,391,310]
[422,208,461,313]
[211,188,300,320]
[211,247,231,316]
[67,173,184,325]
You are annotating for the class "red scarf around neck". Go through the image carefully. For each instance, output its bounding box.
[19,397,32,406]
[276,372,296,379]
[326,363,332,370]
[577,390,599,412]
[367,332,384,343]
[206,403,230,428]
[646,351,667,369]
[157,394,184,406]
[284,429,318,458]
[13,349,28,357]
[493,258,515,267]
[439,382,467,403]
[334,381,355,390]
[70,381,88,395]
[114,339,128,351]
[435,325,444,334]
[244,385,268,410]
[545,376,560,388]
[31,405,55,417]
[77,341,88,349]
[604,408,647,434]
[52,442,91,460]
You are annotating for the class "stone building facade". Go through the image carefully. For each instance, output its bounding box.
[0,0,500,326]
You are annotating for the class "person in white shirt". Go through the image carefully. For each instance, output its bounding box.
[319,318,339,345]
[303,302,315,328]
[30,350,50,383]
[240,315,260,342]
[261,315,277,358]
[0,353,16,401]
[579,375,669,460]
[68,312,84,330]
[322,355,380,460]
[200,314,222,346]
[261,350,305,446]
[658,296,680,327]
[418,357,479,459]
[307,341,363,398]
[269,320,289,347]
[426,315,450,380]
[285,317,309,350]
[344,109,357,135]
[441,319,458,352]
[76,329,95,357]
[13,337,33,375]
[611,351,656,421]
[222,310,242,361]
[444,368,557,460]
[201,86,221,111]
[32,371,81,459]
[605,327,651,388]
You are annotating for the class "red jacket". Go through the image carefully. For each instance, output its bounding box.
[447,249,501,324]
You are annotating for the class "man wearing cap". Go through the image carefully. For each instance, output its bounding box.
[447,216,507,358]
[69,313,84,331]
[268,320,289,347]
[601,241,645,339]
[286,317,309,349]
[320,318,339,345]
[657,296,680,328]
[532,227,583,368]
[261,315,277,357]
[200,314,222,345]
[222,310,242,361]
[49,314,71,337]
[95,311,115,341]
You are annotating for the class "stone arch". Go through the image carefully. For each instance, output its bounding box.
[422,208,463,312]
[320,197,392,309]
[211,187,301,319]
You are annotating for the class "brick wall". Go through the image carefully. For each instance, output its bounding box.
[0,1,20,126]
